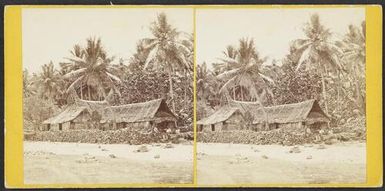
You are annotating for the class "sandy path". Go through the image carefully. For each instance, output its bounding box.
[197,142,366,185]
[24,141,193,184]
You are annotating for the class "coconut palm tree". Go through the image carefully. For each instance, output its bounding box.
[142,13,192,112]
[291,14,344,115]
[36,62,61,101]
[339,21,366,113]
[63,37,121,101]
[217,38,274,129]
[23,70,36,98]
[217,38,274,101]
[197,62,214,101]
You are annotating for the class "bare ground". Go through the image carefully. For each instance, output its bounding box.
[197,142,366,185]
[24,141,193,184]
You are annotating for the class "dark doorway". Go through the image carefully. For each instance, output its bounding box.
[211,124,215,131]
[59,123,62,131]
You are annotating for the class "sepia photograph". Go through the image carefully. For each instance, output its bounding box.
[196,8,366,185]
[22,8,194,184]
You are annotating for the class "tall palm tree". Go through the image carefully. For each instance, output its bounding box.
[291,14,344,115]
[339,21,366,113]
[63,37,121,101]
[23,70,36,98]
[142,13,192,112]
[217,38,273,101]
[37,62,61,101]
[197,62,215,102]
[217,38,274,129]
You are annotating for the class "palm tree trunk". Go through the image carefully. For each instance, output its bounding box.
[354,67,364,113]
[80,81,83,99]
[88,86,91,100]
[233,88,236,100]
[321,73,328,112]
[318,61,328,115]
[240,86,244,101]
[184,75,187,104]
[255,93,269,130]
[168,66,175,112]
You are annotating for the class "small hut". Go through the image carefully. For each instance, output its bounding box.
[42,99,108,131]
[197,100,260,132]
[252,99,330,132]
[100,99,177,132]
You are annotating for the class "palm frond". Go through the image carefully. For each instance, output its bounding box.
[63,68,87,79]
[143,44,159,69]
[217,68,241,80]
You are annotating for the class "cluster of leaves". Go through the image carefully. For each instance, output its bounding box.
[270,63,322,105]
[23,12,193,129]
[197,14,366,127]
[23,96,59,131]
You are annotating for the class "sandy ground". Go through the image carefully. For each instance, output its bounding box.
[24,141,193,184]
[197,142,366,185]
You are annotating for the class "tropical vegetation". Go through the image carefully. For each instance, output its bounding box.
[197,13,366,127]
[23,13,193,131]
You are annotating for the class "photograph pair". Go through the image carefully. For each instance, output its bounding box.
[14,6,374,187]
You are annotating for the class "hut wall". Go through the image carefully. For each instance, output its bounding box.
[201,125,210,132]
[62,122,71,131]
[252,124,264,131]
[73,122,88,129]
[49,124,60,131]
[127,121,152,132]
[306,121,328,132]
[223,113,245,131]
[68,111,94,129]
[253,123,271,131]
[215,122,223,131]
[277,122,303,132]
[202,122,223,132]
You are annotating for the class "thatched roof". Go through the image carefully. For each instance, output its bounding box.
[42,105,86,124]
[100,98,176,123]
[228,100,261,114]
[43,100,108,124]
[43,99,176,125]
[75,99,109,113]
[252,99,330,124]
[197,99,329,125]
[197,100,260,125]
[197,105,240,125]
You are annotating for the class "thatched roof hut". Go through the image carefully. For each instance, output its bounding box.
[43,99,108,124]
[100,99,176,123]
[43,98,176,126]
[197,99,329,131]
[252,99,329,124]
[197,100,260,126]
[196,105,241,126]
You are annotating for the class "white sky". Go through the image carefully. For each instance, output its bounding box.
[22,8,193,73]
[196,8,365,68]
